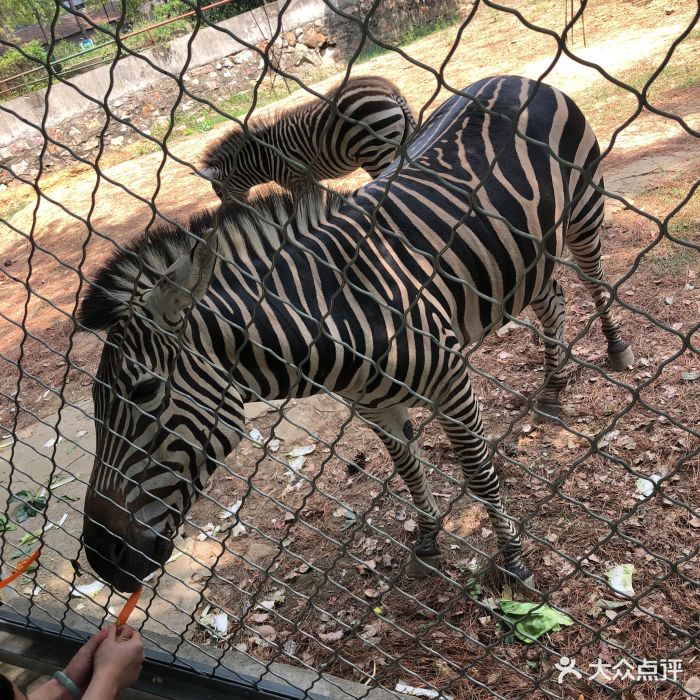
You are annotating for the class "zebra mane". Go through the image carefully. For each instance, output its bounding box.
[202,105,299,172]
[78,186,349,333]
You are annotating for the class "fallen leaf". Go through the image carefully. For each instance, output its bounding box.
[361,622,382,640]
[250,613,269,623]
[249,428,264,445]
[498,600,573,643]
[403,518,417,533]
[682,371,700,381]
[596,599,628,611]
[257,588,286,610]
[255,624,277,640]
[606,564,635,597]
[598,429,619,449]
[319,629,343,642]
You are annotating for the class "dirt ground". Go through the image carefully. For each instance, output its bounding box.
[1,0,699,698]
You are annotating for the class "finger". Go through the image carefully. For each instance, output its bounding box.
[82,627,109,654]
[116,624,134,641]
[105,624,117,641]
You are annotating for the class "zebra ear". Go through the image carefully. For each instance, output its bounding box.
[146,230,218,325]
[200,166,219,181]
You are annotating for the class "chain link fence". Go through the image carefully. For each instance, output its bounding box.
[0,0,698,698]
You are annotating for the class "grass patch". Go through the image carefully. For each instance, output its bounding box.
[0,197,34,222]
[149,84,303,141]
[648,245,697,275]
[357,13,461,64]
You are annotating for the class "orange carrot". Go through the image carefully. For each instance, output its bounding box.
[0,547,42,589]
[116,585,143,627]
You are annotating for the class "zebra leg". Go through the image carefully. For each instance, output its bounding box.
[357,405,441,577]
[530,278,567,420]
[567,218,634,371]
[437,373,534,585]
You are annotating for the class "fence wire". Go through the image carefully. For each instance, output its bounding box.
[0,0,698,699]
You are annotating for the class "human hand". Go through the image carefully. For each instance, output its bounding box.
[90,625,144,695]
[63,627,109,691]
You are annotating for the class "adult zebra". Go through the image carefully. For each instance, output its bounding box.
[201,75,416,201]
[79,76,633,592]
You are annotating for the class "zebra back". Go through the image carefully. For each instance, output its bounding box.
[202,75,416,201]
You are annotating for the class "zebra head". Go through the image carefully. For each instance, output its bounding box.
[78,222,243,592]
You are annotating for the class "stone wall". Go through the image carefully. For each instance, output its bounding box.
[0,0,464,189]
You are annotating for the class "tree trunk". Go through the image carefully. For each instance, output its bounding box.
[31,6,50,44]
[67,0,89,40]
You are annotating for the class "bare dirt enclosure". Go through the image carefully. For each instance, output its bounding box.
[0,0,699,698]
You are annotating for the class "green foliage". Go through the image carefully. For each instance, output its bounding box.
[0,514,17,533]
[9,489,48,523]
[0,40,46,83]
[0,0,55,32]
[204,0,264,24]
[498,600,574,644]
[153,0,194,21]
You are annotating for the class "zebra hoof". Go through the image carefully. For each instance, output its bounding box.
[505,561,535,588]
[608,343,634,371]
[405,553,441,579]
[534,399,561,422]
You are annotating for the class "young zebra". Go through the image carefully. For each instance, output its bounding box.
[79,75,633,593]
[201,75,417,201]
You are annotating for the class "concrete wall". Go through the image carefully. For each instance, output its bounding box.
[0,0,463,184]
[0,0,348,147]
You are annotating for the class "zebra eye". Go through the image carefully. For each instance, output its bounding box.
[130,378,161,403]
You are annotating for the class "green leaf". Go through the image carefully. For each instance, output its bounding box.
[10,490,47,523]
[58,494,79,502]
[498,600,574,644]
[606,564,635,596]
[11,546,30,560]
[0,515,16,533]
[15,506,32,524]
[9,490,31,504]
[19,529,42,547]
[339,509,356,531]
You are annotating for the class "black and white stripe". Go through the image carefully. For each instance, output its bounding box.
[202,76,417,201]
[79,75,633,592]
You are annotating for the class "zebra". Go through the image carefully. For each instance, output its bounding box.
[79,75,633,593]
[201,75,417,201]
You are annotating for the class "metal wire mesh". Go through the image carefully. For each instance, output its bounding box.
[1,0,698,698]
